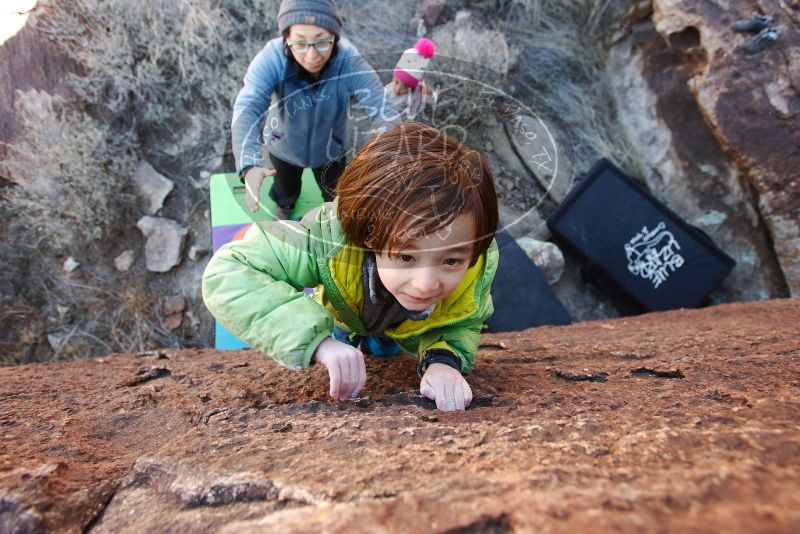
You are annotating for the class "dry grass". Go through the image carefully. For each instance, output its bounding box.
[499,0,639,175]
[0,0,283,364]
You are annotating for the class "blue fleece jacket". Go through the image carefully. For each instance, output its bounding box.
[231,37,397,172]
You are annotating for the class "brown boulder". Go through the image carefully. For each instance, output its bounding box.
[652,0,800,294]
[1,299,799,532]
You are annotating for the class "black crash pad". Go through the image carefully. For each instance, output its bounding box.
[487,229,572,332]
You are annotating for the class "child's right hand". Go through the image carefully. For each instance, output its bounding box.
[312,337,366,401]
[243,167,277,212]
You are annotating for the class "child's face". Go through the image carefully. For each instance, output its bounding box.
[392,76,412,96]
[374,213,476,311]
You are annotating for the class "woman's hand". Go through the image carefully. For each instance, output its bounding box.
[243,167,277,212]
[420,363,472,412]
[313,337,367,401]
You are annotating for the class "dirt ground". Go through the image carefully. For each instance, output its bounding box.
[1,298,799,533]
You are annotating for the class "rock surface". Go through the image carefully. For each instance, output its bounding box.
[608,18,788,304]
[1,299,798,532]
[651,0,800,294]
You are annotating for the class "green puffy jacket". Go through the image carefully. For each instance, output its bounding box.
[202,201,498,373]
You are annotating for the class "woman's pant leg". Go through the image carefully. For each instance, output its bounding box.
[268,153,304,208]
[312,155,347,202]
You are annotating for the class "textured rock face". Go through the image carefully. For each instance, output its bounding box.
[650,0,800,294]
[608,19,788,304]
[1,299,799,533]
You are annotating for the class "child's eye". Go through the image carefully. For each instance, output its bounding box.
[399,254,415,263]
[444,258,466,266]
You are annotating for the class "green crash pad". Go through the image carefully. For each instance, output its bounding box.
[209,168,324,227]
[209,168,324,349]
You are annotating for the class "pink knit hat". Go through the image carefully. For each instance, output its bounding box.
[393,38,436,88]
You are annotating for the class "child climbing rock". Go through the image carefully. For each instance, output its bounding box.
[203,122,499,412]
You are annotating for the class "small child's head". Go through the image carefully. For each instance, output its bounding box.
[337,122,498,310]
[392,38,436,95]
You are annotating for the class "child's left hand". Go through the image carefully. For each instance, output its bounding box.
[420,363,473,412]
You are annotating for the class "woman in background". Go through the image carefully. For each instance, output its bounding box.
[232,0,397,219]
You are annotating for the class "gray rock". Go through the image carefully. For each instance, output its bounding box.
[515,237,565,285]
[114,250,135,272]
[431,19,515,75]
[136,216,187,273]
[62,256,79,273]
[133,161,174,215]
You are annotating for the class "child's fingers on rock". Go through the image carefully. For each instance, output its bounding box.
[445,378,458,411]
[420,378,435,400]
[346,357,360,399]
[434,383,449,412]
[343,354,357,398]
[462,381,473,407]
[454,382,466,411]
[328,361,342,400]
[352,357,366,398]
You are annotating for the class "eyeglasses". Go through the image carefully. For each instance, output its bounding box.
[286,39,334,54]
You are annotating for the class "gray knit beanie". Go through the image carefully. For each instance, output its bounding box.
[277,0,342,36]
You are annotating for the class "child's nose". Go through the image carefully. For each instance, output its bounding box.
[411,268,441,294]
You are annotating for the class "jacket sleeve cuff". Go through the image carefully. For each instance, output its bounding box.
[239,165,254,183]
[303,331,333,367]
[417,348,461,377]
